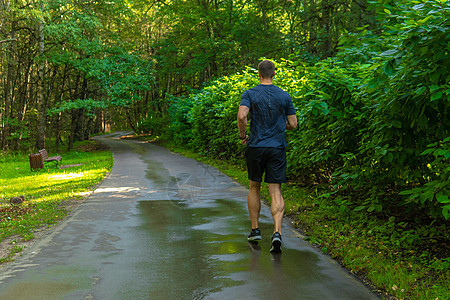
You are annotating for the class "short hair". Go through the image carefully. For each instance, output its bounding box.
[258,60,275,79]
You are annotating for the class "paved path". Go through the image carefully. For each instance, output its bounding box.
[0,132,378,299]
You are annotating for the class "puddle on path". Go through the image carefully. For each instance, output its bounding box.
[131,199,377,300]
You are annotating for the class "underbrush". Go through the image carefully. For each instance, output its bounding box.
[290,192,449,300]
[0,140,113,263]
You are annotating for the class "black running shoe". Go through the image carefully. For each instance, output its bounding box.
[270,232,282,253]
[247,228,261,241]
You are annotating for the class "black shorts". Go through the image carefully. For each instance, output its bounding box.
[245,147,287,183]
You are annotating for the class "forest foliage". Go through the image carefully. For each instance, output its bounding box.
[0,1,448,217]
[1,0,379,151]
[166,0,449,220]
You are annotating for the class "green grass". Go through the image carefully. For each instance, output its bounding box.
[0,140,113,263]
[161,140,449,300]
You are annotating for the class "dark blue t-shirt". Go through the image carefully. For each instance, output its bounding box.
[240,84,296,148]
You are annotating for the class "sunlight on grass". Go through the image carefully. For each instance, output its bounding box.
[48,172,85,180]
[0,143,113,264]
[75,191,92,197]
[1,168,110,202]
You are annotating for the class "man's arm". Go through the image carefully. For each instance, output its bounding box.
[286,114,297,130]
[237,105,250,144]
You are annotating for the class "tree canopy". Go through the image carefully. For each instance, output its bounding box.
[1,0,385,151]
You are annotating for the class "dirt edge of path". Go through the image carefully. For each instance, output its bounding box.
[0,195,95,265]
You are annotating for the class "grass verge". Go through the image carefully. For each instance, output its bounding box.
[160,140,449,300]
[0,140,113,264]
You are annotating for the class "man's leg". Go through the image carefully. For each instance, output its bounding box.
[248,180,261,229]
[268,183,285,234]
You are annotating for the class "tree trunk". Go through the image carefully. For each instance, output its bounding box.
[94,109,103,133]
[54,64,68,152]
[126,108,137,133]
[76,77,89,141]
[73,108,85,142]
[55,112,62,152]
[68,110,76,151]
[2,17,17,151]
[229,0,233,26]
[321,0,333,58]
[306,0,317,55]
[85,116,93,140]
[36,15,46,150]
[68,74,81,151]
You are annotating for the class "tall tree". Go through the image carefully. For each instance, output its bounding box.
[36,0,46,149]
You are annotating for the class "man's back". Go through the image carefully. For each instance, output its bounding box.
[240,84,295,148]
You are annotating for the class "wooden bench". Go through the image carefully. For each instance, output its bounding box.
[39,149,62,167]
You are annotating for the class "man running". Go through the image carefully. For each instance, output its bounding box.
[237,60,297,253]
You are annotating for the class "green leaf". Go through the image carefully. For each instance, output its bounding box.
[430,72,440,83]
[443,205,450,220]
[430,85,440,93]
[387,152,393,163]
[354,205,366,212]
[415,86,427,95]
[383,60,395,76]
[437,195,450,204]
[421,148,434,155]
[399,190,414,195]
[430,91,443,101]
[380,49,398,57]
[392,120,402,128]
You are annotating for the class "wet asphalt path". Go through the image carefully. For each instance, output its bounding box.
[0,132,378,299]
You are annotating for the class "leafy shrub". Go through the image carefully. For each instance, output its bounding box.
[169,69,259,162]
[137,115,169,136]
[333,0,449,216]
[285,59,365,185]
[164,1,449,219]
[166,95,195,146]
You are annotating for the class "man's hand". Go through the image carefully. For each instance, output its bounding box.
[240,135,249,145]
[286,114,298,130]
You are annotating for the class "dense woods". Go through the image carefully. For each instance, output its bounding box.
[1,2,448,209]
[1,0,448,212]
[1,0,381,151]
[1,0,448,297]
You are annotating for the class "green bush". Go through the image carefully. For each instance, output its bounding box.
[333,0,449,216]
[137,115,169,136]
[285,60,365,185]
[164,1,449,219]
[169,69,259,162]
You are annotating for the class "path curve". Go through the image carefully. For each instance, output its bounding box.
[0,132,378,299]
